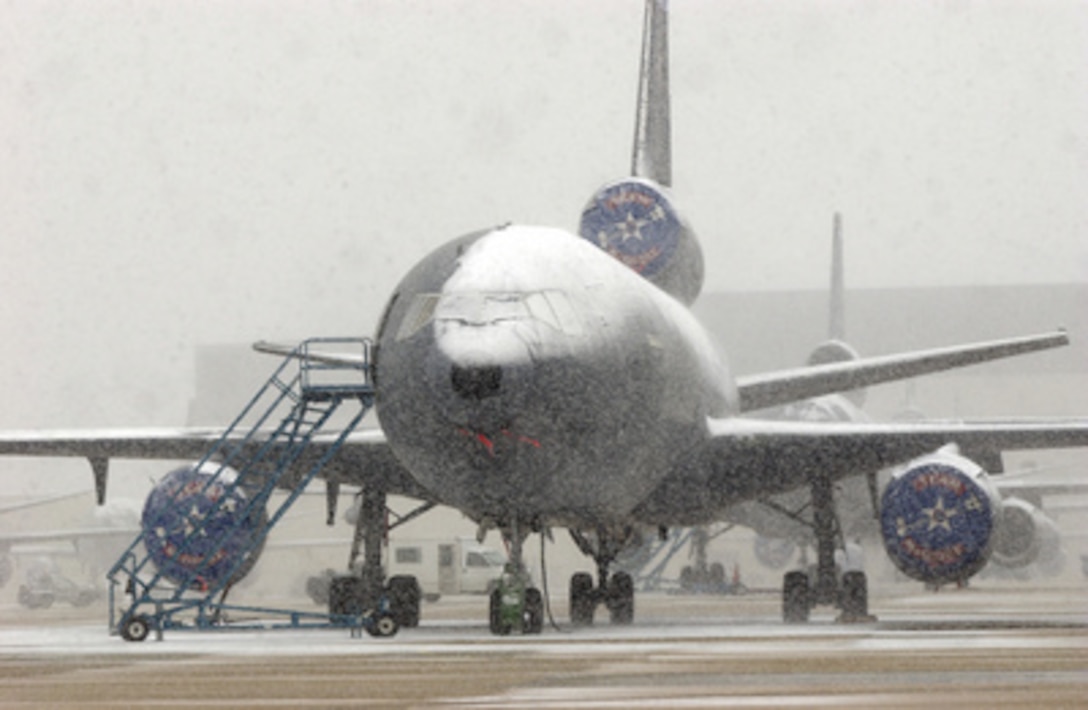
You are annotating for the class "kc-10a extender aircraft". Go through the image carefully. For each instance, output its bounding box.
[720,215,1082,590]
[2,0,1087,636]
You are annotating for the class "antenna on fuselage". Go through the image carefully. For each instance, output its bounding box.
[631,0,671,186]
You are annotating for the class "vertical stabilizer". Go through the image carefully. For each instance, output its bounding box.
[806,212,864,405]
[829,213,845,341]
[579,0,703,304]
[631,0,671,186]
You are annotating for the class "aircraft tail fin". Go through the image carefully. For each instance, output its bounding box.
[828,212,845,341]
[577,0,704,304]
[807,213,859,366]
[806,213,865,404]
[631,0,671,186]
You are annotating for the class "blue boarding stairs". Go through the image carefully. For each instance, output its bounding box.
[106,337,396,641]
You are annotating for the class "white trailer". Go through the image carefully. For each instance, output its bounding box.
[387,537,507,597]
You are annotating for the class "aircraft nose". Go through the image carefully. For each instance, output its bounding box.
[431,352,536,432]
[450,364,503,400]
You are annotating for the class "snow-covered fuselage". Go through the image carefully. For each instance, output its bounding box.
[375,224,735,528]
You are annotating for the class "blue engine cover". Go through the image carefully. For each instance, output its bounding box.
[880,452,999,585]
[579,179,682,279]
[141,465,267,589]
[578,178,704,304]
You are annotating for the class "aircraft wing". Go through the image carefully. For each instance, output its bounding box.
[734,330,1068,413]
[992,473,1088,497]
[0,428,432,504]
[0,527,137,548]
[637,417,1088,524]
[253,341,366,368]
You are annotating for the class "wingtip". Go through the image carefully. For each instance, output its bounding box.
[252,340,294,356]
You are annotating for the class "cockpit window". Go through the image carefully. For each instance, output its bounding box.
[396,294,441,341]
[396,291,582,340]
[437,292,526,325]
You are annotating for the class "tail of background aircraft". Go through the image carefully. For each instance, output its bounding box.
[576,0,704,305]
[805,213,865,405]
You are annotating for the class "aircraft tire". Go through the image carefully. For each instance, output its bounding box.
[607,572,634,625]
[524,587,544,634]
[709,562,726,593]
[782,571,810,624]
[386,575,421,628]
[840,571,868,619]
[569,572,595,626]
[329,575,370,618]
[488,588,510,635]
[305,571,333,606]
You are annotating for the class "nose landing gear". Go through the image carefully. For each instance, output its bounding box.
[488,518,545,635]
[489,565,544,635]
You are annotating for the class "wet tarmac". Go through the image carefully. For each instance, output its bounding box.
[0,582,1085,708]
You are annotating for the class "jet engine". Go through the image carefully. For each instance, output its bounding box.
[578,178,704,305]
[990,496,1062,571]
[879,448,1002,586]
[805,340,866,408]
[753,535,797,570]
[141,465,268,589]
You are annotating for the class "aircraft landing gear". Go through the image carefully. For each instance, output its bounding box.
[780,474,874,624]
[781,567,871,623]
[568,527,635,627]
[488,518,544,635]
[329,487,422,628]
[489,566,544,635]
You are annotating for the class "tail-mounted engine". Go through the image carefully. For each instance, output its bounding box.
[578,178,704,305]
[141,465,268,589]
[879,448,1002,586]
[806,340,866,408]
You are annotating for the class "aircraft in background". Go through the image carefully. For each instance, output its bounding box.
[0,490,105,590]
[0,487,354,608]
[1,0,1087,636]
[0,492,135,608]
[723,216,1082,587]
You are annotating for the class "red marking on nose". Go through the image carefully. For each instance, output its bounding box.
[476,433,495,456]
[457,427,496,457]
[502,429,541,448]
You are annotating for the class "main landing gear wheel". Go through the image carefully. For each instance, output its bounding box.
[569,572,596,626]
[119,615,151,642]
[782,571,811,624]
[839,571,869,621]
[606,572,634,625]
[386,575,421,628]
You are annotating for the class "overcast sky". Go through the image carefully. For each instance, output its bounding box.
[1,0,1086,443]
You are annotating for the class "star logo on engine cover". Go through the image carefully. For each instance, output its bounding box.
[922,497,957,532]
[578,179,681,277]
